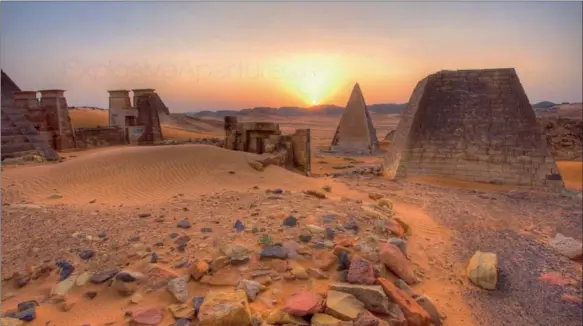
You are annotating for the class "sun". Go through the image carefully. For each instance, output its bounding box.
[311,99,317,105]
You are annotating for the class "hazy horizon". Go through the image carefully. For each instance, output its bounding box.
[1,1,582,112]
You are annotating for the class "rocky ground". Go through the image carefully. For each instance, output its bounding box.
[1,173,582,326]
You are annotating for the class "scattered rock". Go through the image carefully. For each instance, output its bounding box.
[91,269,120,284]
[282,215,298,227]
[75,271,92,286]
[51,277,76,296]
[322,185,332,192]
[234,220,245,232]
[138,213,152,218]
[289,260,309,279]
[237,279,263,301]
[347,256,376,285]
[168,304,195,319]
[306,189,327,199]
[167,275,190,303]
[329,282,391,314]
[131,293,144,304]
[353,310,391,326]
[189,260,209,280]
[281,291,324,316]
[85,291,98,300]
[131,308,163,325]
[388,238,407,255]
[414,294,442,326]
[265,309,309,325]
[260,246,288,260]
[549,233,583,260]
[115,279,137,296]
[56,260,75,281]
[0,318,23,326]
[193,296,205,315]
[220,243,251,265]
[177,220,191,229]
[378,243,418,285]
[312,313,353,326]
[378,277,431,326]
[466,251,497,290]
[325,290,365,321]
[198,290,252,326]
[210,256,230,272]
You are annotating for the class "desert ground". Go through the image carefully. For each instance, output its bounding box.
[1,107,582,326]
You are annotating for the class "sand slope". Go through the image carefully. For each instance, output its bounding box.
[1,144,351,206]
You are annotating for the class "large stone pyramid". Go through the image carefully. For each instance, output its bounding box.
[383,68,564,191]
[331,83,379,154]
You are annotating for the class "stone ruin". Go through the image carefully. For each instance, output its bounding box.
[331,83,380,154]
[1,69,169,161]
[384,68,564,191]
[537,117,582,161]
[1,71,62,161]
[223,116,311,175]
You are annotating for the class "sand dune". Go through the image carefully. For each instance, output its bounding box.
[2,144,349,205]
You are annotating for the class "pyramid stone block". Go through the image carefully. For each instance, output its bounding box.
[383,68,564,191]
[331,83,379,154]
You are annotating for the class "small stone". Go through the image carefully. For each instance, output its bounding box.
[131,293,144,304]
[131,308,163,325]
[175,235,191,246]
[307,268,328,279]
[338,251,351,271]
[347,256,376,285]
[210,256,230,272]
[550,233,583,260]
[343,220,359,233]
[289,260,309,279]
[466,251,497,290]
[377,277,431,326]
[299,234,312,243]
[138,212,152,218]
[282,215,298,227]
[189,260,209,280]
[414,294,442,326]
[78,250,95,260]
[115,279,137,296]
[200,227,213,233]
[14,274,30,288]
[56,260,75,281]
[326,228,335,240]
[198,290,252,325]
[51,277,76,296]
[177,220,191,229]
[75,271,92,286]
[234,220,245,232]
[272,188,283,194]
[237,279,263,301]
[91,268,120,284]
[388,238,407,255]
[193,296,205,315]
[307,224,326,234]
[98,232,107,238]
[168,303,195,319]
[265,309,309,325]
[150,253,159,263]
[322,185,332,192]
[306,189,327,199]
[169,233,178,239]
[85,291,97,300]
[172,319,191,326]
[220,243,251,265]
[281,291,324,316]
[260,246,288,259]
[353,310,391,326]
[167,275,190,303]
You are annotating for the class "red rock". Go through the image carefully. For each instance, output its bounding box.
[335,236,354,247]
[131,308,163,325]
[347,256,376,285]
[385,220,405,238]
[377,277,431,326]
[378,243,417,285]
[189,260,209,281]
[562,294,583,304]
[281,291,324,316]
[353,310,391,326]
[539,272,571,286]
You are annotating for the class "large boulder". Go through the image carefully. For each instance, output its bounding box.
[198,290,252,326]
[466,251,498,290]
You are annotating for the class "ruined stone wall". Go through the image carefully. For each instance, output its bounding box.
[223,116,311,175]
[74,127,126,149]
[384,68,563,191]
[135,93,164,144]
[538,117,582,161]
[39,90,76,151]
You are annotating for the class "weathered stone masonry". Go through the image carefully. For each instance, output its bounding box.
[384,68,564,191]
[223,116,311,175]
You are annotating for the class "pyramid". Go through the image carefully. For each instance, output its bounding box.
[383,68,564,191]
[1,70,60,161]
[331,83,379,154]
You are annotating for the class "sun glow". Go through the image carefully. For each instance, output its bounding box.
[272,54,349,107]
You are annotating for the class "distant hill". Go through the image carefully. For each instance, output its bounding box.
[532,101,557,109]
[190,103,407,117]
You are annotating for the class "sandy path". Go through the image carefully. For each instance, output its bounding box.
[339,175,583,326]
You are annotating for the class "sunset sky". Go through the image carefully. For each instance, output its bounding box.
[1,1,581,112]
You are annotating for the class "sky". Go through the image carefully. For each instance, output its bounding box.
[1,1,582,112]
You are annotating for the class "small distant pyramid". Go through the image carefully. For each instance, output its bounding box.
[330,83,379,154]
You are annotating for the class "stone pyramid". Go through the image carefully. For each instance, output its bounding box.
[331,83,379,154]
[383,68,564,191]
[1,70,60,161]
